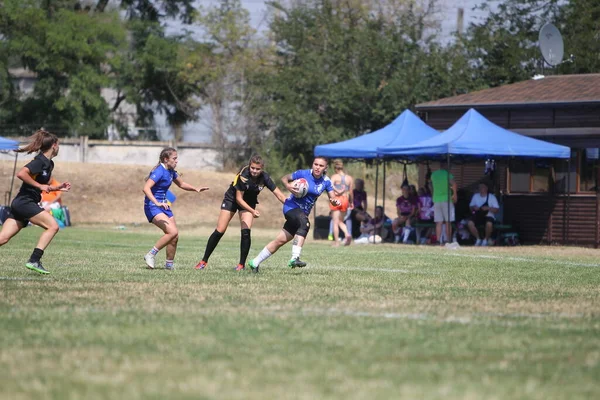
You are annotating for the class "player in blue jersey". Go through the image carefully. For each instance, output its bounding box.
[143,148,209,270]
[0,129,71,274]
[247,156,340,273]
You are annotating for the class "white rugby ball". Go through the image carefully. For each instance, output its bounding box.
[292,178,309,198]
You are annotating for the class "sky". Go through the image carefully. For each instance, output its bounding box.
[161,0,495,142]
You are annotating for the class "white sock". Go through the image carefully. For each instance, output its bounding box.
[403,228,411,241]
[291,245,302,259]
[253,247,272,266]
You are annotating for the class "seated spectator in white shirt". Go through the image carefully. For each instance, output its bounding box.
[467,182,499,246]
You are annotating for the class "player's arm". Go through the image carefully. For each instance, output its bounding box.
[272,187,287,204]
[235,190,260,217]
[142,179,166,208]
[173,176,209,193]
[281,173,299,196]
[47,181,71,193]
[347,177,354,209]
[326,189,340,206]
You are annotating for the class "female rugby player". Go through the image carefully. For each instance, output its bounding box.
[0,129,71,274]
[195,155,286,271]
[246,156,340,273]
[143,148,208,270]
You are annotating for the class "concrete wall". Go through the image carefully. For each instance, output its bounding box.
[0,137,225,171]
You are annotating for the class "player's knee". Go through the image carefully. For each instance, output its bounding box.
[0,235,8,246]
[241,228,251,239]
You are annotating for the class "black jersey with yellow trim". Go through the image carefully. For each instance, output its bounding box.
[16,153,54,203]
[222,166,277,207]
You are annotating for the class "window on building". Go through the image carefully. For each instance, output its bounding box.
[509,159,530,192]
[580,149,599,192]
[554,150,577,193]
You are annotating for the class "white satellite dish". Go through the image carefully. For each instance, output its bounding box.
[539,23,564,66]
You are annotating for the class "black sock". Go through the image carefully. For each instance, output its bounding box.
[29,248,44,263]
[202,230,224,262]
[240,229,251,265]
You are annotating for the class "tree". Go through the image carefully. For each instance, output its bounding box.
[177,0,269,163]
[558,0,600,74]
[462,0,563,87]
[0,0,126,137]
[248,0,477,164]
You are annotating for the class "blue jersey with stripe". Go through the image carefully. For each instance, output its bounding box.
[283,169,333,215]
[144,164,178,206]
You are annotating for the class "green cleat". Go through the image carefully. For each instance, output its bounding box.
[25,261,50,275]
[248,259,259,273]
[287,258,306,269]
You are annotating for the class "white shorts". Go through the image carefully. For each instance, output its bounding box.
[434,202,455,222]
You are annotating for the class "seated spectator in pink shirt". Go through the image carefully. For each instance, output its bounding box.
[392,184,418,243]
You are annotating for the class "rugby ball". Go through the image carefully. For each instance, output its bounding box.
[292,178,309,198]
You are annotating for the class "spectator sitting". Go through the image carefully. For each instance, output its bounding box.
[354,206,386,244]
[409,184,418,201]
[40,178,63,212]
[392,184,418,243]
[416,187,434,243]
[467,182,499,246]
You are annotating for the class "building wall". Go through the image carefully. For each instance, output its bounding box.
[0,137,225,171]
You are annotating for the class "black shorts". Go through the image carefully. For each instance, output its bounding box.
[283,208,310,237]
[471,214,495,226]
[7,196,44,226]
[220,198,257,213]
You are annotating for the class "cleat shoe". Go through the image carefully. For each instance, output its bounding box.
[327,233,334,241]
[234,263,245,271]
[144,253,155,269]
[195,260,207,270]
[248,259,259,273]
[288,257,306,269]
[165,264,174,271]
[25,261,50,275]
[344,236,352,246]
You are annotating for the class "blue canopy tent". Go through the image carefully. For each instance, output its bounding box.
[0,136,20,205]
[377,108,570,159]
[314,110,440,240]
[314,109,439,159]
[377,108,572,242]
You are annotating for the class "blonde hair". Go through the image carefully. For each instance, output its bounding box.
[333,159,344,170]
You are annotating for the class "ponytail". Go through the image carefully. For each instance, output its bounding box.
[17,129,58,154]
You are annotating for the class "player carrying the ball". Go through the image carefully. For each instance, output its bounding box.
[247,156,340,273]
[194,155,287,271]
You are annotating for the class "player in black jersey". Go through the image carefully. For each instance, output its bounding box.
[195,155,286,271]
[0,129,71,274]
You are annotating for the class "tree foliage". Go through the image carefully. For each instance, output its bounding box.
[249,0,479,164]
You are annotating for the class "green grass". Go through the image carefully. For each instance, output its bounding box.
[1,226,599,400]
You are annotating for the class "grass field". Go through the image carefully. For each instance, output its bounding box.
[1,226,599,400]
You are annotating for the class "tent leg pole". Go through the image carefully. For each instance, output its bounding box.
[8,152,18,204]
[374,160,379,244]
[382,160,386,226]
[447,153,451,244]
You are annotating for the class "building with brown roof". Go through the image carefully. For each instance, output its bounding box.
[415,74,600,246]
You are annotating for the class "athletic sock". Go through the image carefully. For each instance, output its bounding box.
[149,246,159,256]
[203,230,224,262]
[29,248,44,263]
[253,247,272,267]
[240,229,251,266]
[165,260,174,268]
[291,245,302,260]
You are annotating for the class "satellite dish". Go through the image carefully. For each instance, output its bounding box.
[539,23,564,66]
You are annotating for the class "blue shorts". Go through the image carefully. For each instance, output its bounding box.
[144,204,174,223]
